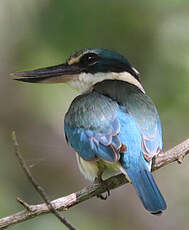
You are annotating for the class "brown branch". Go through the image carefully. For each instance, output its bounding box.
[0,137,189,229]
[10,131,77,230]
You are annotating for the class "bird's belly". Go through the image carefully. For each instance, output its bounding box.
[76,153,122,181]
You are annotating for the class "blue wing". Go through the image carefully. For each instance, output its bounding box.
[93,79,163,160]
[64,92,122,162]
[126,92,163,159]
[64,89,163,166]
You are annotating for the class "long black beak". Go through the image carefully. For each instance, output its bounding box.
[10,63,83,83]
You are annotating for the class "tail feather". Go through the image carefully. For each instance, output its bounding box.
[126,168,167,214]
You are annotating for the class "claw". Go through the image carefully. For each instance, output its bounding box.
[97,189,110,200]
[97,193,108,200]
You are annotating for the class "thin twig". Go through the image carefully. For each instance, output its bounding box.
[16,197,32,212]
[0,136,188,229]
[11,131,77,230]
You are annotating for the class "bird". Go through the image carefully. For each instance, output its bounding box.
[12,48,167,215]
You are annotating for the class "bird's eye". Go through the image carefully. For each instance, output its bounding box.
[80,53,99,66]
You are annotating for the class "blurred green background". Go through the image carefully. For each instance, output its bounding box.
[0,0,189,229]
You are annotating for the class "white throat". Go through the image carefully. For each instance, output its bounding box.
[69,71,145,93]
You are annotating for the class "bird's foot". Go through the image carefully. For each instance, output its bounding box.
[94,174,111,201]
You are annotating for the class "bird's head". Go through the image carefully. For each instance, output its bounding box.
[11,48,144,92]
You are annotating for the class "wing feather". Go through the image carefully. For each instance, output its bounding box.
[64,92,122,162]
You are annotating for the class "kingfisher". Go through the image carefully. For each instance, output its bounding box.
[12,48,167,215]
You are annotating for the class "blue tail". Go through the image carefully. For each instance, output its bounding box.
[126,167,167,215]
